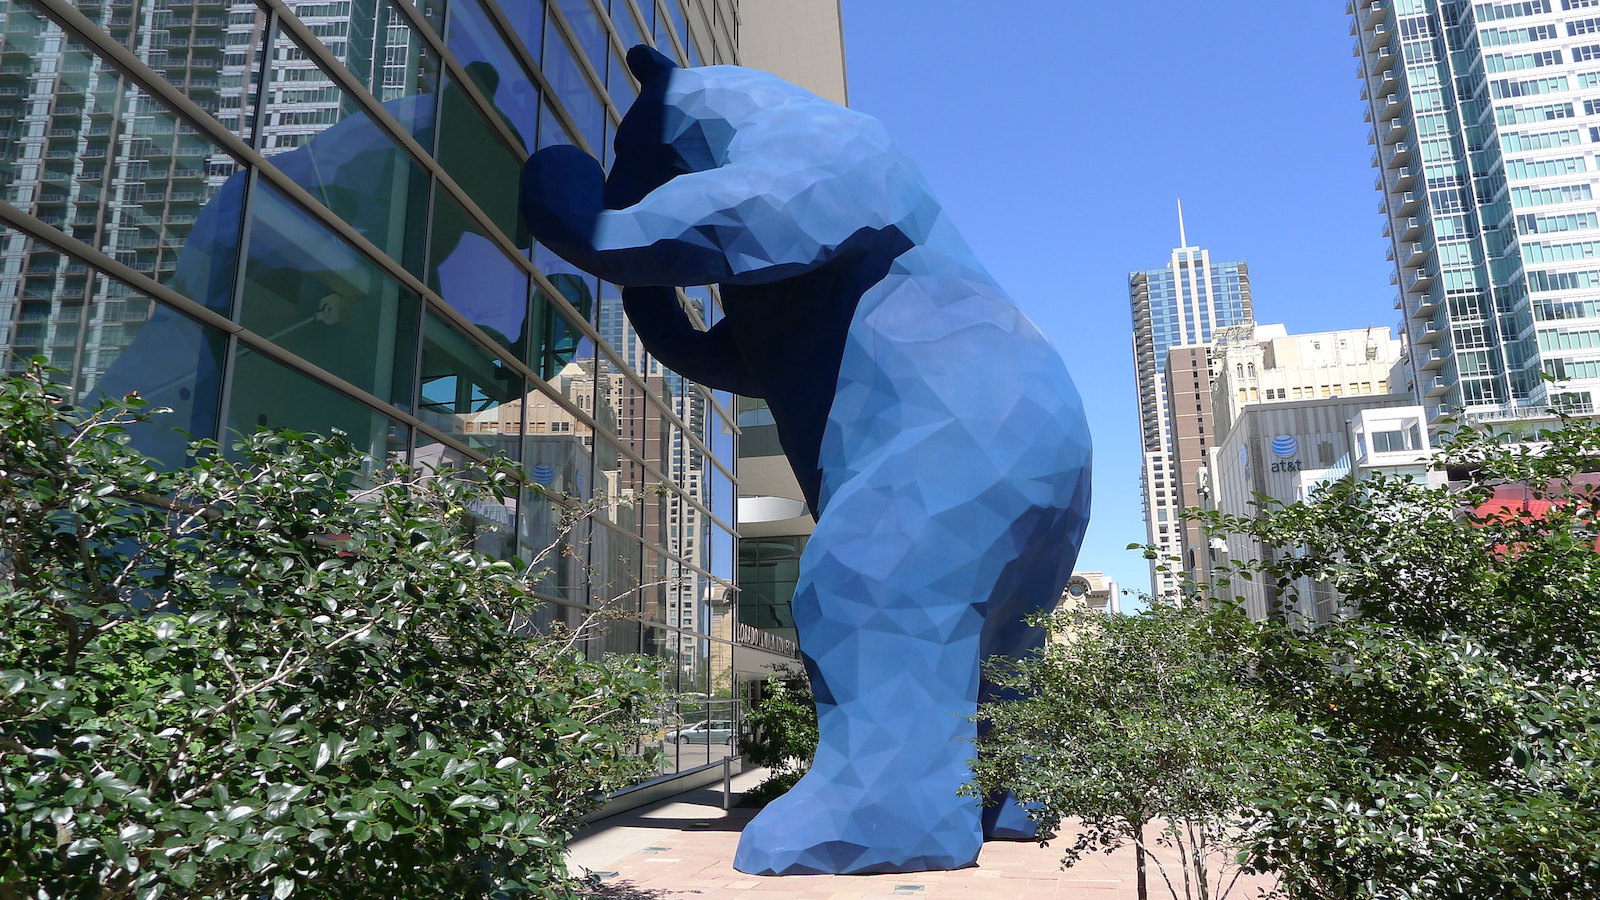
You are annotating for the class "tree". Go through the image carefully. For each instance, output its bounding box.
[969,602,1296,900]
[0,361,670,899]
[1185,415,1600,899]
[736,670,817,806]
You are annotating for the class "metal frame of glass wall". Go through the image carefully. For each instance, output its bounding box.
[0,0,763,783]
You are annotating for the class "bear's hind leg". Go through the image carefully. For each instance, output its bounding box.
[732,463,989,876]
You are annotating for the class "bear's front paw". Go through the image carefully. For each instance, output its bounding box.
[519,145,605,249]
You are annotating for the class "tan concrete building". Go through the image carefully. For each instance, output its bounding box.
[1061,572,1122,615]
[1211,323,1403,441]
[737,0,849,106]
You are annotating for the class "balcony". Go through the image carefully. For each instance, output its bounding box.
[1397,191,1421,215]
[1429,404,1456,425]
[1425,376,1450,397]
[1400,216,1424,240]
[1374,64,1400,98]
[1364,0,1389,30]
[1373,44,1399,73]
[1383,117,1408,144]
[1406,269,1436,295]
[1404,241,1431,267]
[1389,141,1413,166]
[1377,94,1406,121]
[1414,294,1440,318]
[1420,348,1448,370]
[1416,320,1444,344]
[1391,166,1417,191]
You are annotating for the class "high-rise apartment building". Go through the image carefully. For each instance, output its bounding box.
[1353,0,1600,427]
[0,0,816,799]
[1129,228,1252,597]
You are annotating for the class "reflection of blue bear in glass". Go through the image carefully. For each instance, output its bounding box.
[522,47,1092,876]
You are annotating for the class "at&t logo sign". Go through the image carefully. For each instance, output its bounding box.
[1269,435,1303,473]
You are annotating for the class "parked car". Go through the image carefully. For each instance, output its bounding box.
[670,720,734,744]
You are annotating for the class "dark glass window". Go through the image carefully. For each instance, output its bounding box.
[428,189,531,351]
[446,0,539,149]
[416,308,525,458]
[434,75,526,243]
[226,349,409,462]
[237,183,421,410]
[543,5,606,149]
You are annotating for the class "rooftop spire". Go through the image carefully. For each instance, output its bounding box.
[1177,198,1189,248]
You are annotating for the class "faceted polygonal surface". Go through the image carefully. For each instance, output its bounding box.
[520,46,1092,876]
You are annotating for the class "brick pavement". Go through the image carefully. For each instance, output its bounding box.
[569,773,1279,900]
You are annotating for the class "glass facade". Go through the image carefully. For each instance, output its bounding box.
[1128,245,1252,597]
[0,0,765,785]
[1355,0,1600,423]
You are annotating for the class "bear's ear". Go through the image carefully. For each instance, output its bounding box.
[626,44,678,84]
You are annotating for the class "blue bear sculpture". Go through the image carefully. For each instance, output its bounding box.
[522,47,1092,876]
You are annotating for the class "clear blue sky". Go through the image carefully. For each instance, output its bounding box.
[840,1,1395,599]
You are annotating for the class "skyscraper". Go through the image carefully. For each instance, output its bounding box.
[0,0,814,801]
[1129,217,1252,597]
[1354,0,1600,426]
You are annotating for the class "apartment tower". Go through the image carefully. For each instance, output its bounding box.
[1353,0,1600,426]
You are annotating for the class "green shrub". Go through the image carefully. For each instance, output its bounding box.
[736,672,816,805]
[1186,415,1600,899]
[0,362,668,899]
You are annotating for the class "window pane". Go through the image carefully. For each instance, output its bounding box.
[108,2,270,149]
[319,1,440,114]
[530,275,595,379]
[610,0,646,56]
[591,519,644,617]
[435,75,525,243]
[416,309,525,457]
[260,26,434,274]
[661,0,689,64]
[503,0,548,69]
[237,183,421,409]
[446,0,538,149]
[226,349,408,462]
[0,236,227,468]
[543,6,605,149]
[0,7,246,314]
[428,189,530,351]
[555,0,607,68]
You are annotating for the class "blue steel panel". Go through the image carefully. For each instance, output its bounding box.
[521,46,1092,875]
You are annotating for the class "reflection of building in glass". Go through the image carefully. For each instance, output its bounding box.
[1129,221,1252,598]
[0,0,809,802]
[1354,2,1600,426]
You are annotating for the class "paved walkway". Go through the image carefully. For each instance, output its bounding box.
[569,770,1279,899]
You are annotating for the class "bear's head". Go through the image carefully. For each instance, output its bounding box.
[602,45,819,208]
